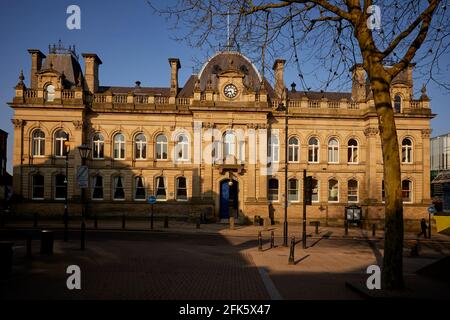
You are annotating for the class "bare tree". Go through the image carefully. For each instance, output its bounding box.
[151,0,450,290]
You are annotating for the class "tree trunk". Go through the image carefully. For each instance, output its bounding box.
[370,70,404,290]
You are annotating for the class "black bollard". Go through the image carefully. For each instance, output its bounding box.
[372,223,376,237]
[270,231,275,248]
[122,214,126,230]
[344,221,348,236]
[94,215,98,229]
[196,218,200,229]
[150,211,154,230]
[258,231,263,251]
[315,222,319,235]
[26,235,32,259]
[33,212,38,228]
[40,230,54,255]
[81,219,86,250]
[164,216,169,228]
[0,211,5,228]
[0,241,13,278]
[288,236,295,265]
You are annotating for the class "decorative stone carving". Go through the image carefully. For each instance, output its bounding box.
[421,129,432,138]
[203,122,216,129]
[11,119,25,128]
[72,120,84,130]
[364,127,379,137]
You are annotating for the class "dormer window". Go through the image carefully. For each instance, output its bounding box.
[394,94,402,113]
[45,84,55,102]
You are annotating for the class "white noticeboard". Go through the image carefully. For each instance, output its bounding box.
[77,165,89,188]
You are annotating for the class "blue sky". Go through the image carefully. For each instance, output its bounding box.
[0,0,449,173]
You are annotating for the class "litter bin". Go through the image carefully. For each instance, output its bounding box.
[0,241,13,277]
[254,215,261,226]
[40,230,54,255]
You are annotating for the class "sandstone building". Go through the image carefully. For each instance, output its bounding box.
[8,44,434,227]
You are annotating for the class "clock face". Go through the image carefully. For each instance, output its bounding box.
[224,84,238,99]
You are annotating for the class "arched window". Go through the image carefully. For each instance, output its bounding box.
[394,94,402,113]
[328,138,339,163]
[268,178,279,202]
[268,135,279,163]
[175,134,189,161]
[32,129,45,157]
[223,131,236,160]
[155,176,167,200]
[54,130,68,157]
[402,179,412,203]
[32,174,44,200]
[134,176,146,200]
[134,133,147,160]
[113,133,125,160]
[288,178,299,202]
[311,178,319,202]
[113,176,125,200]
[328,179,339,202]
[54,174,67,200]
[308,137,319,163]
[92,175,103,200]
[176,177,188,201]
[348,179,358,202]
[288,137,299,162]
[347,139,359,163]
[92,133,104,159]
[45,84,55,102]
[402,138,413,163]
[155,134,168,160]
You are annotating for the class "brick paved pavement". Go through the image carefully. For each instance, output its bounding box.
[1,223,450,300]
[1,232,269,300]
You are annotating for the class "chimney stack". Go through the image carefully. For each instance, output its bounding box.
[273,59,286,99]
[350,64,366,102]
[82,53,102,93]
[168,58,181,96]
[27,49,46,89]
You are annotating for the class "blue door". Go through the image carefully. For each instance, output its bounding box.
[220,180,238,219]
[220,180,230,219]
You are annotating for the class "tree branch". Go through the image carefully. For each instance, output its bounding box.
[382,0,441,59]
[389,0,441,77]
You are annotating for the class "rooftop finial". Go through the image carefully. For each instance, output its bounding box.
[18,70,25,85]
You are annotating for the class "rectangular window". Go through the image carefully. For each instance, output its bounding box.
[55,175,67,200]
[311,179,319,202]
[32,175,44,200]
[348,180,358,202]
[113,176,125,200]
[135,176,146,200]
[268,179,279,202]
[156,177,166,201]
[288,179,299,202]
[176,177,187,201]
[328,180,339,202]
[92,176,104,200]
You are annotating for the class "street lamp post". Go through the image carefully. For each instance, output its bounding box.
[276,88,289,247]
[63,140,71,242]
[78,144,91,250]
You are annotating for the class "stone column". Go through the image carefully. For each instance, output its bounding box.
[246,124,257,200]
[258,125,268,200]
[11,119,25,196]
[364,127,379,202]
[422,129,432,203]
[192,121,202,200]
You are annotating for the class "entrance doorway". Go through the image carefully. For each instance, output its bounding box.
[220,179,238,220]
